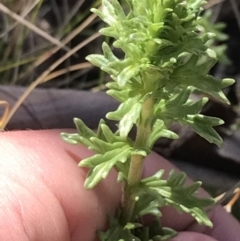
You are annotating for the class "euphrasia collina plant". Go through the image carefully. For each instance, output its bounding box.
[62,0,234,240]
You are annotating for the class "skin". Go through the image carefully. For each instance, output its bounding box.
[0,129,239,241]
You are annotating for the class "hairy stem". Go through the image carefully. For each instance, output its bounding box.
[121,97,154,222]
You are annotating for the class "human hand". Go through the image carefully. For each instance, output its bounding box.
[0,130,239,241]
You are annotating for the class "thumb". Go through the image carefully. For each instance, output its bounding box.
[0,129,121,241]
[170,231,218,241]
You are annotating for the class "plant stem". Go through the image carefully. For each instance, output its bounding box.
[121,97,154,223]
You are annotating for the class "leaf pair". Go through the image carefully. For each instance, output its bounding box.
[61,118,146,189]
[137,170,215,227]
[155,87,224,146]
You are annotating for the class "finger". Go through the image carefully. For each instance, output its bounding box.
[169,231,218,241]
[0,130,121,241]
[187,205,240,241]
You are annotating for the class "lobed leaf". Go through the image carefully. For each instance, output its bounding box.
[82,146,132,189]
[182,114,224,146]
[107,95,142,137]
[154,87,224,146]
[148,119,178,148]
[140,170,215,227]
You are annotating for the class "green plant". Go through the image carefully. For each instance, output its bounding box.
[62,0,235,240]
[198,9,230,64]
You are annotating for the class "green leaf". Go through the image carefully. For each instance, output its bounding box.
[134,219,177,241]
[117,65,141,87]
[140,170,215,227]
[93,0,121,26]
[148,119,178,148]
[107,96,140,121]
[171,56,235,104]
[98,215,140,241]
[98,215,177,241]
[109,0,126,21]
[154,87,223,146]
[86,54,109,70]
[124,222,142,230]
[81,146,132,189]
[61,133,83,145]
[183,114,224,146]
[96,119,107,141]
[119,102,142,138]
[62,119,138,189]
[115,161,130,182]
[107,95,143,137]
[100,124,125,143]
[89,137,126,153]
[101,42,119,62]
[133,194,164,218]
[61,118,96,147]
[220,78,235,88]
[74,118,96,139]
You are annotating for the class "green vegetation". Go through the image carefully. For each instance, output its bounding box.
[62,0,234,240]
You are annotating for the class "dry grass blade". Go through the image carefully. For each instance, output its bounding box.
[224,188,240,213]
[0,101,10,131]
[41,62,93,83]
[215,181,240,205]
[0,0,42,38]
[58,0,86,33]
[18,10,100,82]
[0,3,71,53]
[0,31,101,130]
